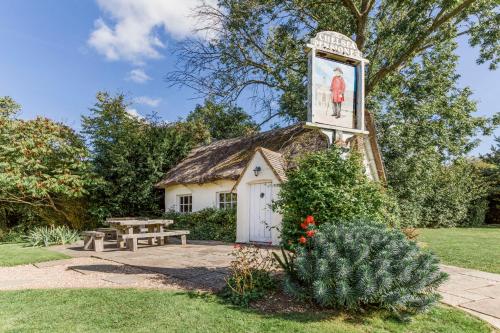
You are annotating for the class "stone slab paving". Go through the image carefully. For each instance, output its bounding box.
[52,239,235,291]
[439,265,500,329]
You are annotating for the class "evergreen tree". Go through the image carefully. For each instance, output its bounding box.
[186,99,258,140]
[82,92,210,220]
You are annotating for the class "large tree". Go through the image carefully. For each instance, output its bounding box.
[166,0,498,226]
[82,92,210,220]
[0,97,96,228]
[186,99,258,140]
[166,0,499,123]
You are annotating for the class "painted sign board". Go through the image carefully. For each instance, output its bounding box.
[307,31,368,134]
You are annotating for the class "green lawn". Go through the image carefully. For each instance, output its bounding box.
[0,289,493,333]
[418,226,500,274]
[0,243,69,267]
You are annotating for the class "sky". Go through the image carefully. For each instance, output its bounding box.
[0,0,498,155]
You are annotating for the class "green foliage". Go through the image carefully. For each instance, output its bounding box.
[0,228,25,244]
[284,220,447,320]
[186,99,258,140]
[163,208,236,242]
[0,96,97,228]
[375,42,495,227]
[25,225,80,247]
[82,92,210,221]
[274,146,399,246]
[482,137,500,224]
[222,245,277,306]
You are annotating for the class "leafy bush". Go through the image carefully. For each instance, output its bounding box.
[281,219,447,320]
[25,226,80,247]
[274,146,399,247]
[163,208,236,242]
[222,245,277,306]
[0,229,25,243]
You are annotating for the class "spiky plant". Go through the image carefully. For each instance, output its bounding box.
[283,219,447,320]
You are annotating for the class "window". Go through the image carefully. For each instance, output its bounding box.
[178,195,192,213]
[218,192,237,209]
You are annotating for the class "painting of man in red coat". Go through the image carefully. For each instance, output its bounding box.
[311,57,355,128]
[330,67,345,118]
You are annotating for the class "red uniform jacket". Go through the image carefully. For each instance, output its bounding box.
[330,76,346,103]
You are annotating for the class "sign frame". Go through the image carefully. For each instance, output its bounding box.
[306,31,369,136]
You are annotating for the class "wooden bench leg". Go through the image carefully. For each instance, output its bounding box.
[83,236,93,250]
[181,235,187,246]
[116,235,124,249]
[157,237,165,246]
[94,237,104,252]
[163,236,169,244]
[127,238,138,252]
[147,225,155,245]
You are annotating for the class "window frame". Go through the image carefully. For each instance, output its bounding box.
[217,192,237,210]
[177,194,193,213]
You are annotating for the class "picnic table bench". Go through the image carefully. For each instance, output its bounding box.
[105,218,189,252]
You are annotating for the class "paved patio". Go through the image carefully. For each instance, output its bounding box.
[52,239,235,291]
[439,265,500,329]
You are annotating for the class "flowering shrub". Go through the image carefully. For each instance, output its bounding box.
[274,146,400,248]
[282,219,447,320]
[222,245,277,306]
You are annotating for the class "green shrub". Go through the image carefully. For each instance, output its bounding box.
[222,245,277,306]
[25,226,80,247]
[163,208,236,242]
[274,146,399,247]
[282,219,447,320]
[0,229,25,243]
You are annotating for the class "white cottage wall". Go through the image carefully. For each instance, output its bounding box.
[236,151,282,245]
[164,180,236,212]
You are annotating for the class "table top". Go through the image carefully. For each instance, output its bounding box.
[106,219,174,227]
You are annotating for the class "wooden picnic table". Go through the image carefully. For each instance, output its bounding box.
[106,218,175,251]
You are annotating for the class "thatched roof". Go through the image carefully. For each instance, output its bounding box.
[156,123,328,187]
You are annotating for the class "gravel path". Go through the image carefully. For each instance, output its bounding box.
[0,257,181,291]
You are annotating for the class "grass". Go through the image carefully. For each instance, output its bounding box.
[418,226,500,274]
[0,243,69,267]
[0,289,493,333]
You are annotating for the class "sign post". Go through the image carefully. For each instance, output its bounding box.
[305,31,369,145]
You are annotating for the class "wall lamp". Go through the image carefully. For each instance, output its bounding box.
[253,166,262,176]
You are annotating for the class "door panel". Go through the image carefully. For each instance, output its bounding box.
[249,182,272,242]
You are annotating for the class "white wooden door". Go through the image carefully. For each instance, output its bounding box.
[249,182,273,243]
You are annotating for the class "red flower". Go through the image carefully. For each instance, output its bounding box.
[300,222,308,230]
[298,236,307,244]
[305,215,315,224]
[306,230,316,238]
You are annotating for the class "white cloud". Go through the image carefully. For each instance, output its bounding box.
[134,96,161,107]
[126,68,151,83]
[125,107,144,119]
[88,0,215,64]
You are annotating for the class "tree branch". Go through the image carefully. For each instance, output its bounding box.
[367,0,478,94]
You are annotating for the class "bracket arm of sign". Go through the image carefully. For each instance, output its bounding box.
[306,31,370,146]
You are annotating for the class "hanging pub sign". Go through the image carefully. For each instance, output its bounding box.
[306,31,368,134]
